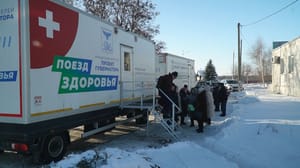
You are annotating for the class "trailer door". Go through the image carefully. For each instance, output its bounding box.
[120,45,134,99]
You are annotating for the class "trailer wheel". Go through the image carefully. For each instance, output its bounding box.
[41,132,68,163]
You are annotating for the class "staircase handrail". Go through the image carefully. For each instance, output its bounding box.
[157,88,181,130]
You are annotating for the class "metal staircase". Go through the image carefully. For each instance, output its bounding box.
[119,81,182,141]
[151,105,181,140]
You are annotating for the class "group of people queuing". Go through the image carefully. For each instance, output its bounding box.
[156,71,230,133]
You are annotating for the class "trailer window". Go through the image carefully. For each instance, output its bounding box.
[124,52,131,71]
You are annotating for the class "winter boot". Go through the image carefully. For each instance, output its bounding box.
[196,128,203,133]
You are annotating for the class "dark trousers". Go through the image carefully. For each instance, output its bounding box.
[190,111,204,130]
[159,91,172,118]
[180,103,188,123]
[214,100,220,111]
[220,100,227,115]
[190,117,203,131]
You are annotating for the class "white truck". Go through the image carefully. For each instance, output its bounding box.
[156,53,197,90]
[0,0,156,163]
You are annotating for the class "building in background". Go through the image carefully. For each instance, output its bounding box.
[272,41,288,49]
[271,37,300,96]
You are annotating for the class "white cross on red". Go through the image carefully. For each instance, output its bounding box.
[38,10,60,39]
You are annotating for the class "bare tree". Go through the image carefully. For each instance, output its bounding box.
[84,0,159,40]
[248,37,271,84]
[64,0,163,54]
[154,40,166,55]
[264,49,272,76]
[243,63,252,84]
[84,0,113,20]
[232,63,252,82]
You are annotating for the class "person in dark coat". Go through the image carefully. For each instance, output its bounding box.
[187,88,197,127]
[179,84,190,125]
[194,90,208,132]
[156,71,178,118]
[188,88,207,133]
[213,84,220,112]
[218,83,229,117]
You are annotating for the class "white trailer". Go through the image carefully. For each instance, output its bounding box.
[0,0,155,163]
[156,53,197,90]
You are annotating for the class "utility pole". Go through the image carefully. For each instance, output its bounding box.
[237,22,241,81]
[232,51,235,79]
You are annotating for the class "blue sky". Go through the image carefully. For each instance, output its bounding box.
[152,0,300,75]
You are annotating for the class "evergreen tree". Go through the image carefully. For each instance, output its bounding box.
[204,59,217,81]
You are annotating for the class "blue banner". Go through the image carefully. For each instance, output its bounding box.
[0,70,17,81]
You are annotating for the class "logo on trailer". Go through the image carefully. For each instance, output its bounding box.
[102,29,113,54]
[29,0,78,69]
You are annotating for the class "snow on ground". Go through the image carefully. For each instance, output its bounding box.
[49,84,300,168]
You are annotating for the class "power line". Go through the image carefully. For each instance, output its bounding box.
[242,0,299,27]
[240,28,251,48]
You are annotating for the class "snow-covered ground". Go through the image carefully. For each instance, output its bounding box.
[49,84,300,168]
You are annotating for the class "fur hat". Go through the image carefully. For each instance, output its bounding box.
[171,71,178,78]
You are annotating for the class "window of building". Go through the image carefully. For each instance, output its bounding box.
[280,58,284,74]
[288,55,294,73]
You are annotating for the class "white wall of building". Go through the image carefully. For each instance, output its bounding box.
[272,37,300,96]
